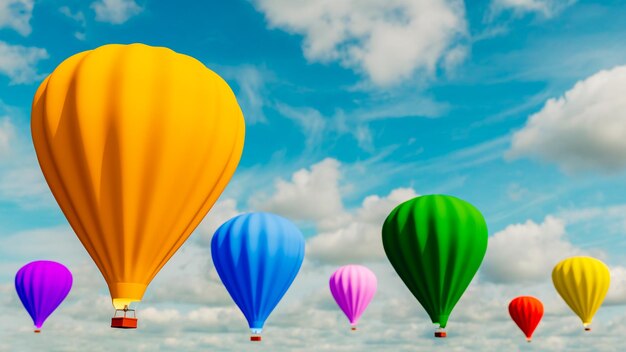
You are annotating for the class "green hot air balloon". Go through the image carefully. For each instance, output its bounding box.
[382,194,488,338]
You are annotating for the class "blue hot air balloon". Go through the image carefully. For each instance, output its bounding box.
[211,212,305,341]
[15,261,73,332]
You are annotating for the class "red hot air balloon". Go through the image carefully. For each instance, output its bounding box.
[508,296,543,342]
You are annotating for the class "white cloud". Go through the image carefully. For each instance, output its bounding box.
[141,307,182,324]
[253,0,467,86]
[59,6,87,40]
[606,266,626,306]
[0,0,33,36]
[483,216,584,283]
[559,203,626,224]
[0,118,13,156]
[275,92,448,151]
[0,165,55,208]
[307,187,417,264]
[195,198,241,245]
[91,0,142,24]
[275,103,327,151]
[250,158,345,223]
[506,182,528,201]
[224,66,269,124]
[0,41,48,84]
[491,0,576,17]
[236,157,419,264]
[508,66,626,173]
[148,200,240,306]
[4,157,626,350]
[0,226,85,270]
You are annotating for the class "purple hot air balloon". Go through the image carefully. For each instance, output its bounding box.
[329,265,377,330]
[15,261,73,333]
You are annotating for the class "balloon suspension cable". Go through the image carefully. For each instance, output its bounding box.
[434,328,447,338]
[250,335,262,342]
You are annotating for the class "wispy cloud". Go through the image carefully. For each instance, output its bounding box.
[0,117,13,156]
[59,6,87,40]
[0,41,48,84]
[490,0,577,18]
[224,65,270,124]
[276,90,448,151]
[0,166,54,209]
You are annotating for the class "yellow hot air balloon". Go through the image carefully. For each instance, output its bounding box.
[552,256,610,331]
[31,43,245,327]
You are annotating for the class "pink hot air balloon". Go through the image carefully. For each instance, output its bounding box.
[329,265,377,330]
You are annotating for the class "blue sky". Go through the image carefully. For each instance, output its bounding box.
[2,0,626,351]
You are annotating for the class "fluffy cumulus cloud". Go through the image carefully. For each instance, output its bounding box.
[195,198,241,243]
[491,0,576,17]
[606,266,626,306]
[91,0,142,24]
[508,65,626,173]
[0,41,48,84]
[251,158,345,223]
[307,187,417,263]
[483,216,583,283]
[253,0,467,86]
[4,155,626,350]
[0,0,33,36]
[247,157,418,263]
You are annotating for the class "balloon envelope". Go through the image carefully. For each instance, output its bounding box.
[31,43,245,310]
[508,296,543,342]
[15,261,73,331]
[552,256,610,330]
[211,212,305,338]
[329,265,377,329]
[382,194,488,334]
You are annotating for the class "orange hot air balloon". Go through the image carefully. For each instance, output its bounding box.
[31,43,245,327]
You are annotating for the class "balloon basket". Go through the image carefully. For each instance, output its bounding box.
[34,329,41,334]
[584,327,591,332]
[111,307,138,329]
[111,317,138,329]
[351,327,357,331]
[250,335,262,342]
[435,330,447,338]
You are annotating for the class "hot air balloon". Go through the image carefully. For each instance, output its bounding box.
[211,212,305,341]
[329,265,377,331]
[382,194,488,338]
[508,296,543,342]
[552,256,610,331]
[15,261,73,333]
[31,43,245,328]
